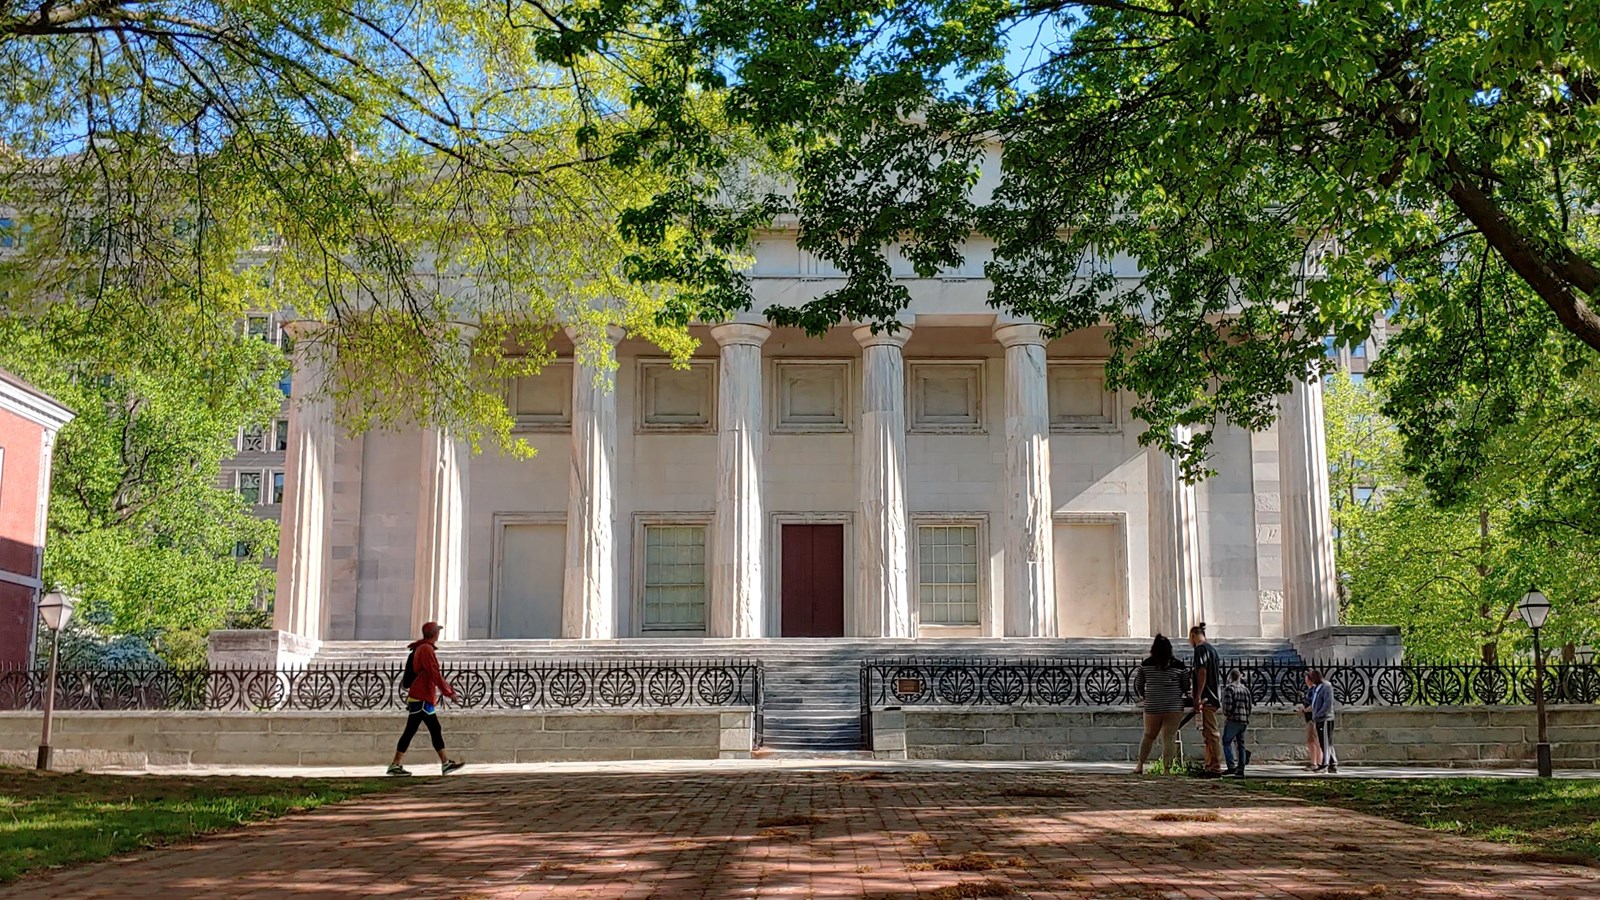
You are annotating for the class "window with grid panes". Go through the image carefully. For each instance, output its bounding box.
[237,471,262,505]
[642,525,708,631]
[917,525,980,625]
[239,425,268,452]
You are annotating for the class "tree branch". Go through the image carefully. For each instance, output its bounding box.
[1441,154,1600,353]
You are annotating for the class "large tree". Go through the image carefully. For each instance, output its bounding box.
[0,0,698,450]
[0,304,284,666]
[1367,234,1600,654]
[534,0,1600,475]
[0,1,704,657]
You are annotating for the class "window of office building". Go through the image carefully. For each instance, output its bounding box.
[236,471,262,505]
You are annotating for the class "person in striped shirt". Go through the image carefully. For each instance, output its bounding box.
[1222,669,1254,776]
[1132,634,1188,775]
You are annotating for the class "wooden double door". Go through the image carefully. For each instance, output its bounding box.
[779,523,845,637]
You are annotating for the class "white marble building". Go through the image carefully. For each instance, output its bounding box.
[261,234,1340,651]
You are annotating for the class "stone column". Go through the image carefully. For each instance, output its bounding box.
[273,321,334,640]
[993,323,1057,637]
[1147,425,1204,637]
[563,325,624,639]
[412,427,469,640]
[710,323,771,638]
[1279,371,1339,637]
[411,325,478,642]
[853,324,914,638]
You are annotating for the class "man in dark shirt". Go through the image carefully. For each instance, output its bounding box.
[1189,623,1224,777]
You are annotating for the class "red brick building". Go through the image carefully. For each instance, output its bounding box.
[0,370,73,667]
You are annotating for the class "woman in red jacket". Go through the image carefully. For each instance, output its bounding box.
[388,621,466,776]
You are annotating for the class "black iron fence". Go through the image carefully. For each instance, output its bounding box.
[863,658,1600,709]
[0,660,763,713]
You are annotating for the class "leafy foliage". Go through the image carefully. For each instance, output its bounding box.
[1325,321,1600,657]
[548,0,1600,475]
[0,305,284,666]
[0,0,697,452]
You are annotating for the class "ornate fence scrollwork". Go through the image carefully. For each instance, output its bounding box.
[863,658,1600,709]
[0,660,761,713]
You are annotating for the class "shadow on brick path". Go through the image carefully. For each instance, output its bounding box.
[9,769,1596,898]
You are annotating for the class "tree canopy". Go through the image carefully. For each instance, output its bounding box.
[0,305,284,665]
[534,0,1600,474]
[0,0,699,449]
[1326,352,1600,658]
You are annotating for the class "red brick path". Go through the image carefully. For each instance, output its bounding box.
[12,770,1595,898]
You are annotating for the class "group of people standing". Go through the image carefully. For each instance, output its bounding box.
[1132,624,1340,776]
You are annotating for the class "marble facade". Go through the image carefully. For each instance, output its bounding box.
[266,240,1341,647]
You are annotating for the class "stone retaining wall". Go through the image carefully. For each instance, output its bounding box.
[871,706,1600,768]
[1292,625,1405,664]
[0,709,753,770]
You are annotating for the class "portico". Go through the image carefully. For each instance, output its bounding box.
[256,303,1342,653]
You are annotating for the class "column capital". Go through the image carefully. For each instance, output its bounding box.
[281,319,327,341]
[993,322,1050,349]
[709,322,772,348]
[852,323,913,349]
[564,324,626,345]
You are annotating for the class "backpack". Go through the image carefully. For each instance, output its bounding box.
[400,648,417,690]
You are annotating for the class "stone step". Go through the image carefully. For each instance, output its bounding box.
[311,639,1298,662]
[758,743,870,754]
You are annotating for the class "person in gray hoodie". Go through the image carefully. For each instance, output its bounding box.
[1308,669,1339,774]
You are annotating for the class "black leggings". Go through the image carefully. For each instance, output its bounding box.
[397,702,445,754]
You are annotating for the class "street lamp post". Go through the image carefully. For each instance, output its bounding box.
[35,590,78,771]
[1517,589,1553,778]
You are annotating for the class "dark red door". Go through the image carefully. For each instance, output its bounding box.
[780,524,846,637]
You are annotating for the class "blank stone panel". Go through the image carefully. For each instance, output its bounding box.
[773,360,849,432]
[909,361,984,433]
[1053,518,1130,637]
[639,361,716,432]
[1048,362,1119,433]
[508,363,572,430]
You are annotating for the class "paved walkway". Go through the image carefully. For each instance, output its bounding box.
[12,764,1597,898]
[103,757,1600,780]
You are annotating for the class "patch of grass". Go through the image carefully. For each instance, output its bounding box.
[756,813,820,828]
[906,831,934,845]
[0,769,395,883]
[1142,759,1205,776]
[1240,777,1600,868]
[1151,809,1221,822]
